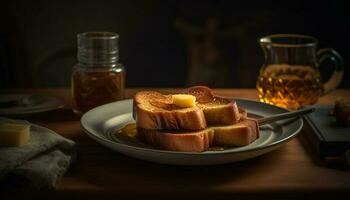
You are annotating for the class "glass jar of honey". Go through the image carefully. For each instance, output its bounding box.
[71,32,125,115]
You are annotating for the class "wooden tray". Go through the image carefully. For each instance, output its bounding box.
[303,105,350,159]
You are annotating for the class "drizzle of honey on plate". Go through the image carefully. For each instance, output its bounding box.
[117,123,143,144]
[120,123,138,138]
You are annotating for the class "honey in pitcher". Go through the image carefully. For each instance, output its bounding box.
[256,64,323,110]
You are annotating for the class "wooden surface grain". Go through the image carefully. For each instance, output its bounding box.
[2,88,350,199]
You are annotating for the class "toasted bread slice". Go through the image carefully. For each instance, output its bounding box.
[138,118,259,152]
[188,86,241,125]
[134,86,241,130]
[134,91,207,130]
[212,118,259,147]
[138,128,214,152]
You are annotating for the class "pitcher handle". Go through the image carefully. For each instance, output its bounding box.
[317,48,344,94]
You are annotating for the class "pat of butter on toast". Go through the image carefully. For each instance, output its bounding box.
[0,123,31,147]
[172,94,196,108]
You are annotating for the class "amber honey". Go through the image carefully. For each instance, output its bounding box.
[120,123,137,138]
[72,32,125,114]
[256,64,323,110]
[72,69,125,114]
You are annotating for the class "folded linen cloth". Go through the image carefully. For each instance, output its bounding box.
[0,118,76,190]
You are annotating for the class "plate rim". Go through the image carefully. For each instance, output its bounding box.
[81,98,303,155]
[0,94,65,115]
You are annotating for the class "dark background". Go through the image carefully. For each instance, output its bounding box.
[0,0,349,88]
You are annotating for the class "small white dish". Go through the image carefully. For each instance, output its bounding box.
[0,94,64,117]
[81,98,303,165]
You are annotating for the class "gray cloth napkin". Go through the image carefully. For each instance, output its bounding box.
[0,118,76,190]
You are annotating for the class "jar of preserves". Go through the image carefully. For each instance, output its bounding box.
[71,32,125,115]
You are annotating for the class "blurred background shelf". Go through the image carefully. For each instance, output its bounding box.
[0,0,349,89]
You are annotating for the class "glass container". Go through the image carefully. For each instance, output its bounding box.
[257,34,344,110]
[71,32,125,115]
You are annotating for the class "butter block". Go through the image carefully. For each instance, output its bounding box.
[0,123,31,147]
[172,94,196,108]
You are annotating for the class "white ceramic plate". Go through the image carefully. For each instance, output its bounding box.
[81,99,303,165]
[0,94,64,117]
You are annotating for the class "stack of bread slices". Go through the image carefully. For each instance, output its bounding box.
[133,86,259,152]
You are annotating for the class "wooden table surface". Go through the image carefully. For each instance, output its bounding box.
[3,88,350,199]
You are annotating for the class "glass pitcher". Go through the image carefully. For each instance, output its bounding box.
[256,34,344,110]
